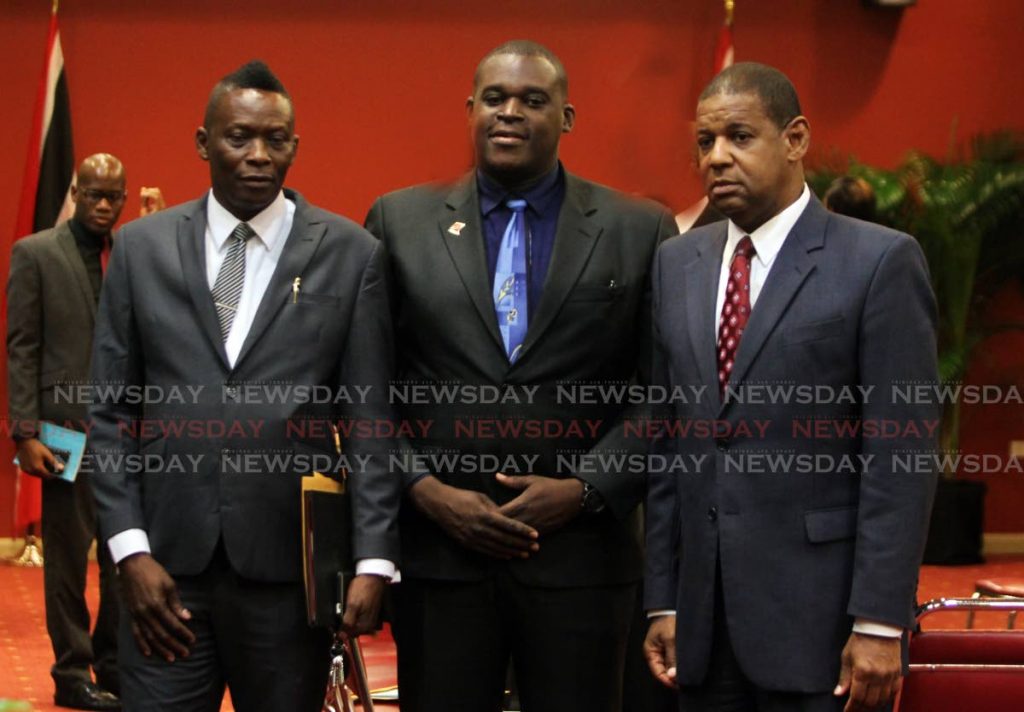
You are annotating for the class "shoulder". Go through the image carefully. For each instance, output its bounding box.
[12,224,64,256]
[658,220,721,262]
[116,197,202,246]
[370,181,451,213]
[298,198,378,248]
[568,174,671,222]
[822,211,923,267]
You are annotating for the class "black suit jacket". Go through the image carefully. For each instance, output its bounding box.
[366,171,676,587]
[7,221,98,432]
[645,197,939,691]
[89,190,400,583]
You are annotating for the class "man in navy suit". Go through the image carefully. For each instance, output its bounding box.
[643,63,938,712]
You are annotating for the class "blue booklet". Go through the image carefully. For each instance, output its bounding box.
[13,422,87,483]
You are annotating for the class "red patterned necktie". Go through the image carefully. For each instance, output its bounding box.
[717,236,756,395]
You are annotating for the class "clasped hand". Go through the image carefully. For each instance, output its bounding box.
[409,473,585,559]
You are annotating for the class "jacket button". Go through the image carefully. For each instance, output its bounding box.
[716,438,729,452]
[225,385,239,400]
[707,506,718,521]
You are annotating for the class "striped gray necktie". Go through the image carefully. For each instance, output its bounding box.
[211,222,255,340]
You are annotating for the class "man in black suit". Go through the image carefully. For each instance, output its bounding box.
[88,61,399,711]
[7,153,126,711]
[643,62,938,712]
[365,40,675,712]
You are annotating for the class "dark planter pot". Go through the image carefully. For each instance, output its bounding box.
[923,478,987,565]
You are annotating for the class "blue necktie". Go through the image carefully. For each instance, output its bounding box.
[493,199,529,362]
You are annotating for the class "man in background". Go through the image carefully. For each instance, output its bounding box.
[7,153,127,711]
[644,62,938,711]
[366,40,675,711]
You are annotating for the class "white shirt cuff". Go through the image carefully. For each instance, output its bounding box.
[355,558,396,581]
[646,609,677,619]
[852,618,903,638]
[108,529,151,565]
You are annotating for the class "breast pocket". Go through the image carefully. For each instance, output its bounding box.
[783,316,845,345]
[567,283,626,303]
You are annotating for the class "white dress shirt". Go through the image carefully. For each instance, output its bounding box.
[651,185,901,638]
[108,190,394,580]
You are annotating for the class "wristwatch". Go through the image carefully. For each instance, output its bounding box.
[580,480,606,514]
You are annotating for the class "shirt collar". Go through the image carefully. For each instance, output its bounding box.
[477,162,563,217]
[206,189,287,252]
[725,183,811,269]
[68,217,108,249]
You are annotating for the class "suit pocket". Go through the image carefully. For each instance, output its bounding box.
[296,291,343,307]
[567,284,625,302]
[805,505,858,543]
[783,316,845,345]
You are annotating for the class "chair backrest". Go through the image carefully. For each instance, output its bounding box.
[898,598,1024,712]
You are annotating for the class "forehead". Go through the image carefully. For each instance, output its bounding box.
[78,164,125,188]
[476,54,561,95]
[695,91,771,129]
[210,88,293,128]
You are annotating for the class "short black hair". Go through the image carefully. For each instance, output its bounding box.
[474,40,569,96]
[204,60,292,128]
[699,62,801,129]
[824,176,878,222]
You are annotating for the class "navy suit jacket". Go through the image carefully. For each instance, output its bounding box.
[645,196,939,691]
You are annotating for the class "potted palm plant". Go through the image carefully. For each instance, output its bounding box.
[810,132,1024,564]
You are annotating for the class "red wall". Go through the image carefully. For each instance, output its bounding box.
[1,0,1022,534]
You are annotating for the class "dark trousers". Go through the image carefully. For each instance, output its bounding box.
[41,472,119,691]
[677,567,878,712]
[118,544,330,712]
[393,573,636,712]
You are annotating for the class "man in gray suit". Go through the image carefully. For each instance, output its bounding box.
[88,60,399,711]
[643,63,938,711]
[8,153,126,711]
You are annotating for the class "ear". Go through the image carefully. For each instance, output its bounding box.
[292,134,300,159]
[70,182,79,204]
[466,95,475,120]
[784,116,810,162]
[195,126,210,161]
[562,102,576,134]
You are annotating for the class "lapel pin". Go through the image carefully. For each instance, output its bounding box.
[448,221,466,236]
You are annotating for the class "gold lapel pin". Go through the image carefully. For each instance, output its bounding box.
[448,221,466,236]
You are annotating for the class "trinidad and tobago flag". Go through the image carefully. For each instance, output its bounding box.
[8,4,75,530]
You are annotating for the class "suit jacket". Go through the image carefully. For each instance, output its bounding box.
[7,221,98,432]
[365,171,676,587]
[645,196,939,692]
[88,190,400,583]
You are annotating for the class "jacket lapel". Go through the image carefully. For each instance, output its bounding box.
[234,191,324,369]
[177,197,231,369]
[438,177,506,356]
[723,197,826,405]
[688,227,727,414]
[516,173,601,362]
[55,223,97,320]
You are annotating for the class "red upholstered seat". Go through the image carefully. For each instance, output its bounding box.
[897,598,1024,712]
[975,578,1024,598]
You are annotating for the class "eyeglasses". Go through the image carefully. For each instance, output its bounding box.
[80,189,127,204]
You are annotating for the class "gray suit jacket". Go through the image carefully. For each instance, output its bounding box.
[88,190,400,582]
[7,221,98,433]
[645,196,939,691]
[366,171,676,587]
